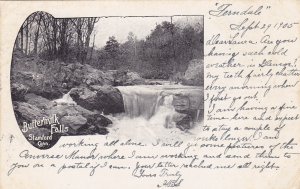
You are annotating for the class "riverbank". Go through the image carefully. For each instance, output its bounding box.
[11,52,204,148]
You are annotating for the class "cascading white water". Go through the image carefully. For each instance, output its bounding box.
[117,86,164,119]
[53,90,76,106]
[108,85,203,143]
[52,84,203,143]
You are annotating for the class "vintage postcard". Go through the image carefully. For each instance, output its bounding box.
[0,1,300,189]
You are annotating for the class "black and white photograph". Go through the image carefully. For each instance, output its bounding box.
[3,1,300,189]
[10,11,204,149]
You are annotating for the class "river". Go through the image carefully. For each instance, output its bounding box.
[107,84,204,143]
[55,83,204,143]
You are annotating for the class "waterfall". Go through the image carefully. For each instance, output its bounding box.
[117,86,165,119]
[108,85,204,143]
[50,85,203,142]
[117,85,204,122]
[109,86,182,142]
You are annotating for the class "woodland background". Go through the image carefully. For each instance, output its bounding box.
[14,12,204,79]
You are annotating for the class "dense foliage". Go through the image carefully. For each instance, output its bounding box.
[14,12,203,79]
[97,21,203,79]
[14,11,99,63]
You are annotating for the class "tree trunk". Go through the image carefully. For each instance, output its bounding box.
[28,33,31,54]
[76,19,83,62]
[25,21,29,55]
[52,19,57,58]
[59,19,68,61]
[20,25,24,53]
[33,15,42,55]
[84,18,99,62]
[89,32,96,61]
[170,16,177,74]
[15,35,20,50]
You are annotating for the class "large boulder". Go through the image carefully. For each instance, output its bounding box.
[45,105,84,119]
[182,59,204,86]
[13,102,48,123]
[124,72,146,85]
[58,63,114,88]
[13,101,61,149]
[13,92,112,137]
[11,83,29,101]
[113,70,145,86]
[11,71,63,100]
[84,64,114,86]
[93,85,125,114]
[86,113,112,128]
[46,104,111,135]
[171,87,204,122]
[157,94,202,131]
[24,93,55,109]
[60,115,87,133]
[173,90,204,111]
[172,94,190,112]
[68,87,98,111]
[70,86,125,115]
[11,57,115,100]
[175,114,193,131]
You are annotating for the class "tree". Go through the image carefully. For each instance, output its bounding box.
[33,12,43,55]
[57,18,71,60]
[104,36,120,58]
[13,13,204,81]
[89,32,96,61]
[71,18,85,62]
[127,32,137,57]
[103,36,120,69]
[85,18,100,62]
[13,11,102,63]
[85,18,99,48]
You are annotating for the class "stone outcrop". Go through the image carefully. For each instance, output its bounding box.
[13,101,48,123]
[11,83,29,101]
[24,93,55,109]
[171,88,204,129]
[113,70,146,86]
[11,57,117,100]
[59,63,115,88]
[60,115,88,133]
[13,92,113,149]
[182,59,204,86]
[11,53,205,147]
[11,71,63,100]
[70,85,125,114]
